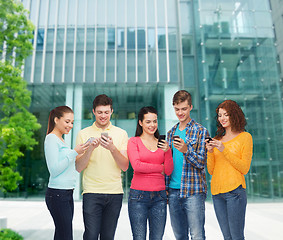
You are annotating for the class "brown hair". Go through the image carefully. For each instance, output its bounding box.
[93,94,113,111]
[215,100,246,139]
[173,90,192,106]
[46,106,73,135]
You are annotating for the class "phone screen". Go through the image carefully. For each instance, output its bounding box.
[205,137,212,143]
[158,135,166,142]
[101,132,108,138]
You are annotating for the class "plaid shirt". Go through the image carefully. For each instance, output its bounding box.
[166,119,209,197]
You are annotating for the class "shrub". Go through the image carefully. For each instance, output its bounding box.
[0,228,24,240]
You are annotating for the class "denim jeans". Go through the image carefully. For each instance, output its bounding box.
[212,185,247,240]
[45,187,74,240]
[128,189,167,240]
[168,188,206,240]
[83,193,123,240]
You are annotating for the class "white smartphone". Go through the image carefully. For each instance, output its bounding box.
[85,137,95,144]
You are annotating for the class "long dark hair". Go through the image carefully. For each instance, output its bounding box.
[46,106,73,135]
[135,106,160,138]
[215,100,246,139]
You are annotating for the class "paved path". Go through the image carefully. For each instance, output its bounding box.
[0,200,283,239]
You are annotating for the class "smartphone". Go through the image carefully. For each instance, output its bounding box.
[157,135,166,147]
[85,137,95,144]
[173,135,181,142]
[101,132,108,139]
[205,137,213,143]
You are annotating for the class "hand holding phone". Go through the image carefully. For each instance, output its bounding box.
[157,135,166,148]
[173,135,181,142]
[85,137,95,144]
[205,137,213,143]
[101,132,108,139]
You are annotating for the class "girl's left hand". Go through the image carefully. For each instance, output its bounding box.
[206,139,225,152]
[157,140,170,152]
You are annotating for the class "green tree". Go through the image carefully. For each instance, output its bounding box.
[0,0,41,192]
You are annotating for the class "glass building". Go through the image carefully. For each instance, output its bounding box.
[7,0,283,200]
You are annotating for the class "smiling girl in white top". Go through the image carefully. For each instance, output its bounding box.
[44,106,89,240]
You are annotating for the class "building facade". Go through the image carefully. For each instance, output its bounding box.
[9,0,283,200]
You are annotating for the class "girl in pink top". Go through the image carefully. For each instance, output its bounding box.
[127,106,173,240]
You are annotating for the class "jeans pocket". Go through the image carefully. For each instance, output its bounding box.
[128,190,143,202]
[159,190,167,201]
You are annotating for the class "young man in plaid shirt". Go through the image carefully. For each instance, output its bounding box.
[166,90,209,240]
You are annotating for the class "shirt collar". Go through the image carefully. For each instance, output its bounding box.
[92,121,113,131]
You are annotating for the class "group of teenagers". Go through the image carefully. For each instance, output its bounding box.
[44,90,253,240]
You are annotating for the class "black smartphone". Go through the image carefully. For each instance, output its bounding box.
[157,135,166,147]
[205,137,213,143]
[173,135,181,142]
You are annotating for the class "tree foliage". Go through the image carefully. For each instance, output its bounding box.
[0,0,41,192]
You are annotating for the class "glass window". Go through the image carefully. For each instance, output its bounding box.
[67,0,76,26]
[37,29,45,50]
[167,0,177,27]
[58,0,67,27]
[148,28,155,49]
[180,1,191,34]
[48,0,57,27]
[54,51,63,82]
[169,51,178,83]
[38,0,48,27]
[107,28,115,49]
[158,28,166,49]
[117,51,125,82]
[107,0,115,26]
[30,0,40,24]
[137,29,146,49]
[147,0,155,28]
[46,29,54,51]
[96,28,105,50]
[85,51,94,82]
[34,52,43,83]
[44,52,53,83]
[96,51,105,82]
[64,51,74,82]
[117,0,125,27]
[138,51,146,82]
[137,0,145,28]
[168,28,177,50]
[87,0,96,26]
[127,0,135,27]
[77,0,86,26]
[106,51,115,82]
[86,28,95,51]
[127,51,136,82]
[56,28,65,51]
[117,28,125,49]
[76,28,85,51]
[75,51,84,82]
[159,50,167,82]
[183,56,195,87]
[66,28,75,51]
[157,0,165,27]
[97,0,106,26]
[127,28,135,49]
[148,50,156,82]
[23,56,32,83]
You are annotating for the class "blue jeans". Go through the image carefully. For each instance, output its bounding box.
[45,188,74,240]
[168,188,206,240]
[212,185,247,240]
[83,193,123,240]
[128,189,167,240]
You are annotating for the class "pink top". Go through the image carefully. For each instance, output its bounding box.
[127,137,174,191]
